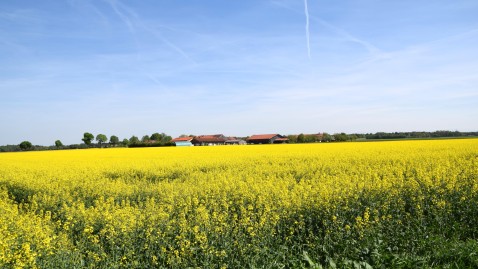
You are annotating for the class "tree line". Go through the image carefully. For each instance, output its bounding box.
[288,130,478,143]
[287,133,359,143]
[363,130,478,140]
[78,132,173,148]
[1,132,174,152]
[2,130,477,152]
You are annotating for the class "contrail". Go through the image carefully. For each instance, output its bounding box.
[273,1,382,59]
[106,0,135,34]
[304,0,311,59]
[106,0,195,64]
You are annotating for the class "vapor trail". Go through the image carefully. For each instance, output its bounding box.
[304,0,311,59]
[106,0,135,34]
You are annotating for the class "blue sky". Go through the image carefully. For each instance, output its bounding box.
[1,0,477,145]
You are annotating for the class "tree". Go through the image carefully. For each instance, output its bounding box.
[141,135,150,143]
[322,133,332,142]
[55,140,63,148]
[297,133,305,143]
[287,135,298,143]
[110,135,119,146]
[19,141,33,151]
[82,132,94,145]
[305,134,319,143]
[334,133,349,142]
[96,134,107,147]
[162,135,172,144]
[122,138,130,147]
[150,132,162,142]
[129,136,139,145]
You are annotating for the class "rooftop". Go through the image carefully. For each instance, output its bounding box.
[247,134,280,140]
[171,137,194,142]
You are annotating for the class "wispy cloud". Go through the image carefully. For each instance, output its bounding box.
[66,0,110,26]
[271,0,381,59]
[104,0,135,33]
[103,0,195,63]
[304,0,311,59]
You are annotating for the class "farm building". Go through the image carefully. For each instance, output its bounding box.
[192,134,227,146]
[225,137,247,145]
[171,137,194,147]
[246,134,289,144]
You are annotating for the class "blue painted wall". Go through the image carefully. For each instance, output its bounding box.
[174,141,193,147]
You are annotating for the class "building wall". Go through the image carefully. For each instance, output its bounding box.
[247,139,272,144]
[175,141,193,147]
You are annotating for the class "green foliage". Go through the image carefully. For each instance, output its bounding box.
[54,140,63,148]
[128,141,174,148]
[162,135,172,144]
[297,133,305,143]
[334,133,349,142]
[289,133,328,143]
[129,136,139,145]
[287,135,298,143]
[150,132,173,144]
[19,141,33,150]
[150,132,162,141]
[68,144,90,150]
[124,133,173,148]
[0,145,21,152]
[141,135,150,143]
[322,133,332,142]
[96,134,107,146]
[122,139,130,147]
[82,132,94,145]
[364,130,478,140]
[109,135,119,146]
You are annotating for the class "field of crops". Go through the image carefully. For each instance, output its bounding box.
[1,139,478,268]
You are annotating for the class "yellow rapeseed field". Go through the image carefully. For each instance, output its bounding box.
[1,139,478,268]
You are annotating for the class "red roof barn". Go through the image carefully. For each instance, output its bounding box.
[171,137,194,146]
[192,134,227,146]
[246,134,288,144]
